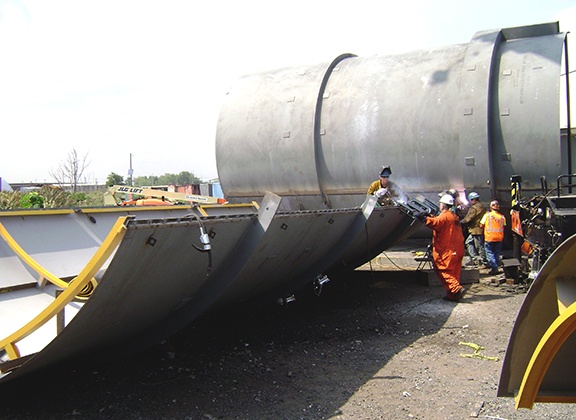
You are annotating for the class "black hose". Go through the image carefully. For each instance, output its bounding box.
[185,212,213,276]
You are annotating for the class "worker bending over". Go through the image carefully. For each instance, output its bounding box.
[367,165,403,206]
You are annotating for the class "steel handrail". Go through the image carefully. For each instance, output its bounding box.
[0,216,130,361]
[556,174,576,197]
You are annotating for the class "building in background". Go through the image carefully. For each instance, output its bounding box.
[0,178,13,192]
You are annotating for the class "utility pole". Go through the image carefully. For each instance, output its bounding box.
[128,153,134,186]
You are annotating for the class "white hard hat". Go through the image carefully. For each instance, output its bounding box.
[439,194,454,206]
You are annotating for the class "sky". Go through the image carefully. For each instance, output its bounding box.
[1,1,576,184]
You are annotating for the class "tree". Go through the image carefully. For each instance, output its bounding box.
[157,173,177,185]
[50,149,90,193]
[156,171,200,186]
[133,172,200,187]
[106,172,125,186]
[176,171,200,185]
[133,175,159,186]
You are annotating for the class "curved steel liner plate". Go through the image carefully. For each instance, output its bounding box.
[1,213,261,382]
[498,232,576,405]
[214,198,374,309]
[0,207,196,289]
[331,206,420,271]
[0,194,373,382]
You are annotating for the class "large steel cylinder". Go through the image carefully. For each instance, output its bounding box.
[216,22,568,209]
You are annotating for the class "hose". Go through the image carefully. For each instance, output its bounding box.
[184,212,212,276]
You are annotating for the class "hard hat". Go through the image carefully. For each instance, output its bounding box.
[447,188,458,199]
[379,166,392,177]
[439,194,454,206]
[490,200,500,209]
[468,192,480,200]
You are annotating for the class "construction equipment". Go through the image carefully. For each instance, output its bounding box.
[498,174,576,408]
[509,174,576,282]
[104,185,227,206]
[498,230,576,408]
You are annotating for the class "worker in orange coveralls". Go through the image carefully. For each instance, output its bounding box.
[421,194,466,301]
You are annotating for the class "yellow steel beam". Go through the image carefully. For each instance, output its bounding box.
[0,209,74,217]
[0,216,130,361]
[197,202,259,216]
[0,222,69,289]
[83,205,187,213]
[516,300,576,409]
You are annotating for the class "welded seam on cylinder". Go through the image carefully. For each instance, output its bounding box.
[485,30,506,200]
[313,53,356,209]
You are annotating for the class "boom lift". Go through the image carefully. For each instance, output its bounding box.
[104,185,227,206]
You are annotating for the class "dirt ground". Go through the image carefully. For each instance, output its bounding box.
[2,242,575,419]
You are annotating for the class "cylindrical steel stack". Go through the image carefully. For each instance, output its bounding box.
[216,22,567,209]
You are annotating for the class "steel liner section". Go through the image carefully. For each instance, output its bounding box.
[216,63,328,209]
[0,194,372,382]
[0,213,262,382]
[216,22,565,207]
[0,212,110,287]
[330,206,420,271]
[0,207,196,289]
[490,32,565,196]
[317,46,467,202]
[138,192,283,346]
[498,232,576,402]
[213,200,374,309]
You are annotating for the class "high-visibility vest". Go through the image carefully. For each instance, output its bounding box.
[484,211,505,242]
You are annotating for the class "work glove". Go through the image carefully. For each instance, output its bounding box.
[415,211,429,223]
[374,188,388,198]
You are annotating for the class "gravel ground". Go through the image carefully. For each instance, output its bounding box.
[2,245,575,419]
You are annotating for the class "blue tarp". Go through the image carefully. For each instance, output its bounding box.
[210,182,223,198]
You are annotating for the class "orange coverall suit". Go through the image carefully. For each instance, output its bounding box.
[425,210,465,297]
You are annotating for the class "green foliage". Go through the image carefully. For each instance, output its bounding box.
[175,171,200,185]
[79,191,105,206]
[0,170,203,210]
[70,192,87,203]
[0,187,106,210]
[20,192,45,209]
[0,191,24,209]
[133,175,159,186]
[106,172,125,186]
[39,186,71,208]
[133,171,201,187]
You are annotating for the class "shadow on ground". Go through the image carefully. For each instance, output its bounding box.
[1,268,476,419]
